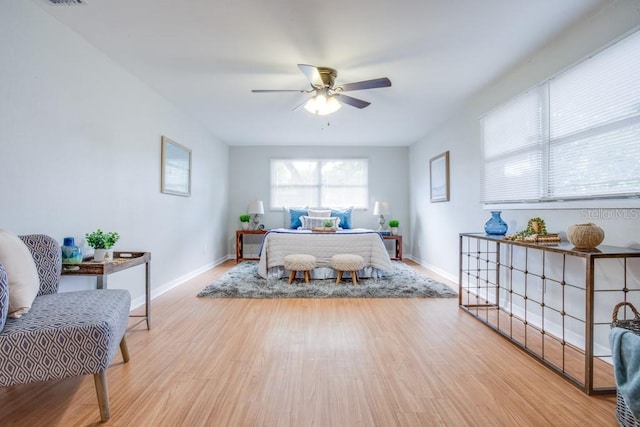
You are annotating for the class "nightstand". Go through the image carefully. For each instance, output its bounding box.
[382,235,402,260]
[235,230,267,263]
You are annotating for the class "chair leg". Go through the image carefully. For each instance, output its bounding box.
[304,270,310,284]
[351,271,358,285]
[288,271,296,284]
[120,336,130,363]
[335,271,343,284]
[93,372,111,422]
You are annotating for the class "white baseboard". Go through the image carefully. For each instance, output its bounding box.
[407,255,458,283]
[130,255,229,310]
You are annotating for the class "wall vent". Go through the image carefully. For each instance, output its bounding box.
[48,0,86,5]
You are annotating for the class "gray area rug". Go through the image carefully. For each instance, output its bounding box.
[197,261,457,299]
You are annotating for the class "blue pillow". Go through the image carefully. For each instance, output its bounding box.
[0,263,8,331]
[331,207,353,229]
[289,208,308,229]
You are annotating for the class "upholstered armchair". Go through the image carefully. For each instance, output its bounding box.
[0,234,131,422]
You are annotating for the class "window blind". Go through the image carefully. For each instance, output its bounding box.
[270,159,368,209]
[481,87,545,202]
[482,29,640,204]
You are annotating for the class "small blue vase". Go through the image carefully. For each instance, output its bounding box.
[484,211,508,235]
[61,237,83,264]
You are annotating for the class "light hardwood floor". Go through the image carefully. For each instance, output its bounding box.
[0,260,617,426]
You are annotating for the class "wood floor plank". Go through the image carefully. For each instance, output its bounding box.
[0,260,617,426]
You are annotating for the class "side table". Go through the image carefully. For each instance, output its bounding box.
[61,251,151,330]
[382,235,403,260]
[236,230,267,263]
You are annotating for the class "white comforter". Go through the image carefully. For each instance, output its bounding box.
[258,228,393,279]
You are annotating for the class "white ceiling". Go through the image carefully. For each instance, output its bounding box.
[34,0,606,146]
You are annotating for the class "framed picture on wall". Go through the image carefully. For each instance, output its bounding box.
[161,136,192,196]
[430,151,450,202]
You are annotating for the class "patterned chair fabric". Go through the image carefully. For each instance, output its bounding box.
[0,234,131,422]
[0,289,130,385]
[0,263,8,330]
[18,234,61,296]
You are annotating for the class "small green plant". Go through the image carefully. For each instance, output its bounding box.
[85,229,120,249]
[239,214,251,222]
[323,220,334,228]
[526,217,547,235]
[388,220,399,228]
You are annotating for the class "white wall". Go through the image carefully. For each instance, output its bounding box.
[227,146,409,256]
[410,0,640,281]
[0,1,229,304]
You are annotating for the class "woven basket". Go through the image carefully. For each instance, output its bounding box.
[567,223,605,249]
[612,302,640,427]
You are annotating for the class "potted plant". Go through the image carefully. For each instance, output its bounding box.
[323,220,335,230]
[239,214,251,230]
[85,229,120,261]
[388,220,400,235]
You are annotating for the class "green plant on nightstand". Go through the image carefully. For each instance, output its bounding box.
[239,214,251,230]
[85,229,119,262]
[388,220,400,235]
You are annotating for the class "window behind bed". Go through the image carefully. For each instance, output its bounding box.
[270,159,368,209]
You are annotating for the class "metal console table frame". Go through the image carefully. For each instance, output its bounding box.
[459,233,640,395]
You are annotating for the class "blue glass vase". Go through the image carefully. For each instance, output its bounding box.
[484,211,508,235]
[61,237,83,264]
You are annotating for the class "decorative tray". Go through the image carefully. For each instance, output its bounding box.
[504,233,562,244]
[311,227,337,233]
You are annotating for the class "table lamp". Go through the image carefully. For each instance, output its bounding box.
[373,201,390,231]
[248,200,265,230]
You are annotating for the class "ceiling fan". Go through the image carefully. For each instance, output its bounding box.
[252,64,391,115]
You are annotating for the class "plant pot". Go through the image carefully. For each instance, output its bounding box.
[567,223,605,249]
[93,248,108,262]
[390,227,399,236]
[241,222,249,230]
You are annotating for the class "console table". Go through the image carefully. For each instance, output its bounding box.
[459,233,640,395]
[61,251,151,330]
[236,230,267,263]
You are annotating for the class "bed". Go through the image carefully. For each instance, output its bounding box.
[258,228,394,279]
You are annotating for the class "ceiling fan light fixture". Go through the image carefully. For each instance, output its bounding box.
[304,94,341,115]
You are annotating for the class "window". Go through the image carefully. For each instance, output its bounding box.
[481,30,640,204]
[270,159,368,209]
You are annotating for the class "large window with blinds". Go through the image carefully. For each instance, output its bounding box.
[270,159,368,209]
[481,30,640,204]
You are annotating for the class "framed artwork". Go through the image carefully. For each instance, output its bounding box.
[161,136,191,196]
[430,151,450,202]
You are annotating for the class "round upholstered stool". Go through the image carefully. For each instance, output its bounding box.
[283,254,317,285]
[331,254,365,285]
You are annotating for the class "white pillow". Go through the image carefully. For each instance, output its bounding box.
[0,230,40,318]
[300,216,340,230]
[308,208,331,218]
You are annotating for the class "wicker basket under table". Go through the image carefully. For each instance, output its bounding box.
[612,302,640,427]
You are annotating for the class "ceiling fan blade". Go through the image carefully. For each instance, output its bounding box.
[335,94,371,109]
[337,77,391,92]
[298,64,324,88]
[251,89,308,93]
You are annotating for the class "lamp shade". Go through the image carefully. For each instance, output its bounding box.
[373,201,389,216]
[247,200,264,215]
